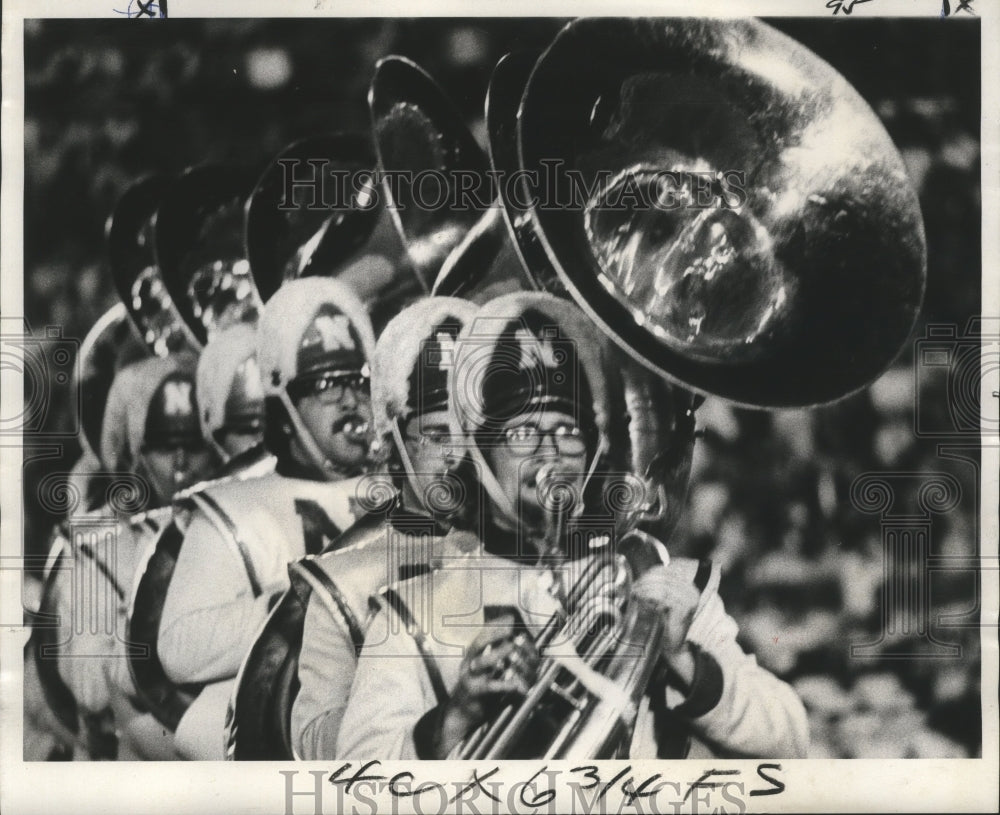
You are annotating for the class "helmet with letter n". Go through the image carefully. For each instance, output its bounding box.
[226,295,482,762]
[370,296,479,520]
[33,353,212,761]
[449,291,697,555]
[101,353,218,508]
[448,292,621,545]
[196,322,266,464]
[256,277,377,481]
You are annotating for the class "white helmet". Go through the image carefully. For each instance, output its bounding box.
[196,322,265,460]
[371,296,478,513]
[449,292,616,528]
[371,296,479,437]
[256,278,375,478]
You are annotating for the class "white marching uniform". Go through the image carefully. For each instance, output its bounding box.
[291,515,478,759]
[158,470,364,759]
[334,551,809,760]
[47,505,177,760]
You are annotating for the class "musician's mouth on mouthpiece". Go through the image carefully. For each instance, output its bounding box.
[334,416,370,442]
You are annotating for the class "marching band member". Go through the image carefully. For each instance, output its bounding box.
[334,293,808,760]
[290,296,480,760]
[44,354,216,759]
[157,278,377,759]
[193,322,270,472]
[24,303,146,760]
[124,322,275,737]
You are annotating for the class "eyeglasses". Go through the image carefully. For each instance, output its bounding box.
[402,422,452,450]
[502,421,586,457]
[288,372,369,404]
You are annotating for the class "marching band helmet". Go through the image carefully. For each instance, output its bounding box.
[449,292,619,528]
[195,322,266,462]
[256,277,376,478]
[370,296,479,514]
[101,353,214,505]
[371,296,480,436]
[154,163,261,349]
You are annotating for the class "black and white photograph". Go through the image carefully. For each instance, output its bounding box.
[1,4,996,814]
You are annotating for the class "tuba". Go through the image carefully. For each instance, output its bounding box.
[510,17,926,409]
[75,303,149,466]
[371,16,927,760]
[154,163,262,347]
[452,481,669,760]
[245,132,415,331]
[369,56,500,294]
[107,174,201,357]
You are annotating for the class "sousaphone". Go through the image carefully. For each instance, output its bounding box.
[245,133,411,329]
[370,56,514,296]
[510,17,926,408]
[107,175,198,356]
[75,303,148,466]
[371,21,928,761]
[154,163,261,348]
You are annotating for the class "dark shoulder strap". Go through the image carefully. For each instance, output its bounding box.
[694,558,713,593]
[188,491,263,597]
[295,559,365,657]
[381,587,447,705]
[294,499,344,557]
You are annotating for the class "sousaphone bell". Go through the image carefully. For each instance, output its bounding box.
[370,56,522,298]
[154,163,261,348]
[511,17,927,408]
[245,133,412,329]
[107,175,198,357]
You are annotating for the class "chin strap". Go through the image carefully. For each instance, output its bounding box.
[390,418,424,509]
[206,430,230,467]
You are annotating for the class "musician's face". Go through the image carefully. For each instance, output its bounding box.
[401,410,460,510]
[488,407,588,528]
[292,374,373,471]
[139,441,216,505]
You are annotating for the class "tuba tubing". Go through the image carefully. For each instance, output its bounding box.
[450,532,667,760]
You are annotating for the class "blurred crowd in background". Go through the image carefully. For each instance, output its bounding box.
[19,17,983,758]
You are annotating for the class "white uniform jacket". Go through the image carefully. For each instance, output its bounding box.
[45,505,176,759]
[158,470,363,758]
[334,551,808,760]
[292,513,479,760]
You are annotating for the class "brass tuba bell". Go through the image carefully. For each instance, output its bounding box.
[511,17,926,408]
[107,174,201,357]
[369,56,499,292]
[154,163,261,347]
[245,133,414,329]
